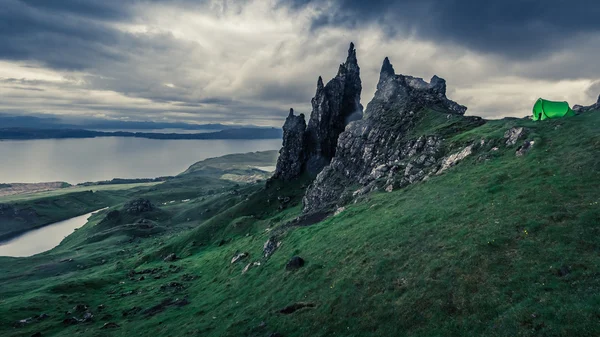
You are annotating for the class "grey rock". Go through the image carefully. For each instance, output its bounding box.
[231,252,249,264]
[272,43,363,181]
[263,237,280,258]
[273,109,307,181]
[516,140,535,157]
[163,253,177,262]
[302,57,472,216]
[504,127,526,146]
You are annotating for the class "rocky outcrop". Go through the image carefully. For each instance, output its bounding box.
[302,57,479,215]
[273,109,307,181]
[573,94,600,113]
[123,199,155,215]
[272,43,363,181]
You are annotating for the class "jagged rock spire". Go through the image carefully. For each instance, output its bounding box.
[272,43,364,182]
[305,42,363,174]
[380,57,395,79]
[273,108,307,181]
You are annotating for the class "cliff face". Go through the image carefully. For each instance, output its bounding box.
[272,43,363,181]
[302,57,480,215]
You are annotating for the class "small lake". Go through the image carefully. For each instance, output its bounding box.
[0,209,104,257]
[0,137,281,184]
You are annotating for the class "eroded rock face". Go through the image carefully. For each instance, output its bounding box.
[272,43,363,181]
[302,57,476,215]
[273,109,307,181]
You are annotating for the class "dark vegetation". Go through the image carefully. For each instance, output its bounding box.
[0,113,598,337]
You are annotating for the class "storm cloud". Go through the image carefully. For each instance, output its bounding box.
[0,0,599,126]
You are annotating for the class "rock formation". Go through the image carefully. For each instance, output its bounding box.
[305,42,363,174]
[272,109,307,181]
[573,94,600,113]
[272,43,363,181]
[302,57,480,215]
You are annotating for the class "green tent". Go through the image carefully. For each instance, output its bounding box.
[532,98,575,121]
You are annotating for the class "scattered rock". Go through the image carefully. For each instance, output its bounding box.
[81,312,94,322]
[101,322,120,329]
[516,140,535,157]
[242,261,261,274]
[231,252,249,264]
[285,256,305,271]
[263,237,281,258]
[437,144,474,175]
[334,207,345,216]
[504,127,526,146]
[279,302,316,314]
[163,253,177,262]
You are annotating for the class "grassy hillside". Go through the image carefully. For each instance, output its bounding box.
[0,115,598,337]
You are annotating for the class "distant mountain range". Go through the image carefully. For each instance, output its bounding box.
[0,114,262,131]
[0,127,282,140]
[0,114,282,140]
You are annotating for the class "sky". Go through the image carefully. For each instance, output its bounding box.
[1,0,599,127]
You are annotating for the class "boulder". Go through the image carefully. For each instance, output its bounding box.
[285,256,305,270]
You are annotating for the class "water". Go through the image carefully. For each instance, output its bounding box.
[0,209,105,257]
[0,137,282,184]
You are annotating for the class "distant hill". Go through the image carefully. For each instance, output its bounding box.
[0,114,266,131]
[0,127,283,140]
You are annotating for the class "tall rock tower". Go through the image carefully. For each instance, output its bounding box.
[272,43,363,181]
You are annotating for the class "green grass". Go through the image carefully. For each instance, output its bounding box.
[0,114,598,337]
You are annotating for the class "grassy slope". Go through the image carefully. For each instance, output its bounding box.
[0,116,598,336]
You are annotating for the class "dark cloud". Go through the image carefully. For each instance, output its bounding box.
[287,0,600,59]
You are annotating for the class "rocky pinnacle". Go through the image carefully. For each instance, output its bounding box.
[272,43,363,181]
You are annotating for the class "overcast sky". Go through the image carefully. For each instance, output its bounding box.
[1,0,599,126]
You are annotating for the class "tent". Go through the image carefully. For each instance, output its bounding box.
[532,98,575,121]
